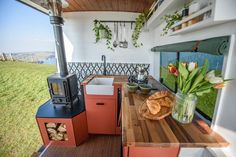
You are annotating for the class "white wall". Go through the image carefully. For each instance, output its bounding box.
[151,20,236,157]
[63,11,154,74]
[62,10,236,157]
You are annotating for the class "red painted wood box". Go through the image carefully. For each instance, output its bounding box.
[36,100,88,147]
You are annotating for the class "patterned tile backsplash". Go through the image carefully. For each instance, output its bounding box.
[67,62,150,94]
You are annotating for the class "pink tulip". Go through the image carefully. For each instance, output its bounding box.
[214,82,225,89]
[168,64,179,76]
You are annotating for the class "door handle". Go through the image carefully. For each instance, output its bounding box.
[96,102,104,105]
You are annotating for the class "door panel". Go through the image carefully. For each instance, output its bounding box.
[86,99,116,134]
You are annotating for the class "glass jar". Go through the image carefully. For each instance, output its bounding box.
[172,91,198,124]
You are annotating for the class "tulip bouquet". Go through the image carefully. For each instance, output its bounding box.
[168,59,226,96]
[168,59,227,123]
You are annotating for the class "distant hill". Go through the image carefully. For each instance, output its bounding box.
[4,51,56,64]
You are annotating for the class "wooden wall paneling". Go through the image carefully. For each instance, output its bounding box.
[63,0,154,12]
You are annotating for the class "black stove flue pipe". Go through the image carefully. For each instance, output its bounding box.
[47,0,68,76]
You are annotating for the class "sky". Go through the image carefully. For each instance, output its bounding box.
[0,0,54,53]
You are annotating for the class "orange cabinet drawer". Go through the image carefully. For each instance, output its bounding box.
[86,99,116,134]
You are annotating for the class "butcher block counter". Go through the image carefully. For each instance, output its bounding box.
[83,75,229,157]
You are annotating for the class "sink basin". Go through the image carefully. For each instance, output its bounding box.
[86,77,114,95]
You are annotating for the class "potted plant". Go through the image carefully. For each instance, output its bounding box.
[132,12,148,48]
[182,4,189,19]
[93,20,114,51]
[162,11,182,35]
[189,1,200,15]
[168,60,229,124]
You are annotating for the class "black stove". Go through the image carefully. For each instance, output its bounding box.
[47,73,78,108]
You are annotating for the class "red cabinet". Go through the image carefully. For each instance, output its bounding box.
[83,81,122,135]
[86,98,116,134]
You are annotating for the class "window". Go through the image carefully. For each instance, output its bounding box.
[160,52,224,120]
[160,52,178,91]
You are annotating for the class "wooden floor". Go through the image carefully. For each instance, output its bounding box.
[41,135,121,157]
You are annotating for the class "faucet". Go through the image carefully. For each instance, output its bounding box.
[101,55,106,75]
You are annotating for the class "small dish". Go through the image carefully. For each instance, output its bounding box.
[127,82,138,93]
[139,84,152,95]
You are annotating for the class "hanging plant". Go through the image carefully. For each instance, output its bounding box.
[132,12,148,48]
[162,11,182,35]
[93,20,114,51]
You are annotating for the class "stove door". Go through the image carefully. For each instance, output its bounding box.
[51,82,66,96]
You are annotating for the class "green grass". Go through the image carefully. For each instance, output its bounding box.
[0,61,56,157]
[160,66,217,119]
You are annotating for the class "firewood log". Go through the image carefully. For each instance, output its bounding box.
[64,133,68,141]
[58,132,63,138]
[47,128,57,134]
[55,134,63,141]
[46,123,56,128]
[58,124,67,132]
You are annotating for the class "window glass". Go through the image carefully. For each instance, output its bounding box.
[160,52,224,119]
[51,82,65,96]
[160,52,177,91]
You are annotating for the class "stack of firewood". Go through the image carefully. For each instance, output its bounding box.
[45,123,68,141]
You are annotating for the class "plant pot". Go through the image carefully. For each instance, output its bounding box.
[187,15,203,26]
[189,2,200,15]
[127,82,138,93]
[182,8,189,18]
[139,84,152,95]
[171,91,198,124]
[181,22,188,29]
[173,25,181,32]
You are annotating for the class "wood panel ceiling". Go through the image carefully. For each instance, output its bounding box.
[63,0,154,13]
[27,0,154,13]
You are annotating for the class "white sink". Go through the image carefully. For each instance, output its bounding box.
[86,77,114,95]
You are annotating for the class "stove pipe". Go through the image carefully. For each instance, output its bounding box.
[47,0,68,76]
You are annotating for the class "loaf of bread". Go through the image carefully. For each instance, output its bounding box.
[146,99,161,115]
[148,91,169,100]
[145,91,173,115]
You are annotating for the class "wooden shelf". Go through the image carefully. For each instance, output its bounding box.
[147,0,189,29]
[170,17,215,35]
[171,5,213,29]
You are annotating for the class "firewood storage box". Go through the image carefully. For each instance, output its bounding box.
[36,100,88,147]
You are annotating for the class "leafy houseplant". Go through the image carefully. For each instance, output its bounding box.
[93,20,114,51]
[132,12,148,48]
[168,60,228,123]
[162,12,182,35]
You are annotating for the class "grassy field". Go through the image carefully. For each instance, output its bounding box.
[160,66,217,118]
[0,61,56,157]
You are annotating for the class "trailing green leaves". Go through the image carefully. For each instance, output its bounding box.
[162,12,182,35]
[93,20,114,51]
[132,12,148,48]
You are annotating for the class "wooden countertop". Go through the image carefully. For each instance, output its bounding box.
[83,75,229,148]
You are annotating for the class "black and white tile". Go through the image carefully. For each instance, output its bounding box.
[67,62,150,94]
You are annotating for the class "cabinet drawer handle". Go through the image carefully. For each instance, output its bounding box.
[96,102,104,105]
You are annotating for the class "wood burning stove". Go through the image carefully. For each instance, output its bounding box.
[36,0,88,148]
[47,73,78,108]
[45,0,80,109]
